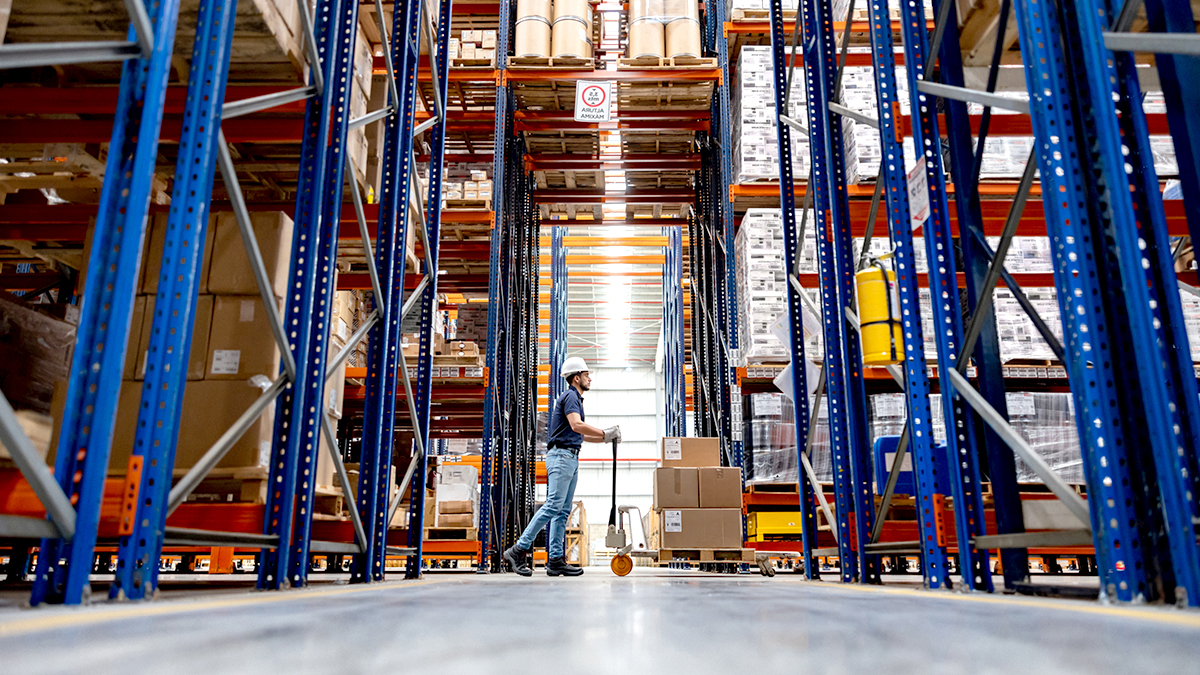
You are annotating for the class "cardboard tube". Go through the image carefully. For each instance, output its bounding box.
[628,18,665,58]
[665,17,701,58]
[553,0,593,22]
[551,17,593,58]
[662,0,699,20]
[630,0,666,21]
[515,16,552,57]
[517,0,551,19]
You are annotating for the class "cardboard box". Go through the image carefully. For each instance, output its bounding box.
[140,213,216,295]
[108,379,275,474]
[438,500,475,514]
[206,295,282,379]
[653,467,699,509]
[482,30,497,48]
[439,462,479,485]
[657,508,743,549]
[207,211,294,297]
[438,513,475,527]
[461,43,477,59]
[436,482,477,503]
[136,294,214,381]
[660,437,721,468]
[699,467,743,508]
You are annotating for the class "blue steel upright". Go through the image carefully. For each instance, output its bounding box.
[258,0,359,590]
[110,0,239,601]
[480,0,516,571]
[896,0,992,591]
[662,225,686,437]
[352,0,425,583]
[794,0,878,583]
[862,0,952,589]
[1009,0,1150,602]
[549,226,567,403]
[32,0,183,606]
[765,0,819,578]
[1065,0,1200,605]
[405,0,454,580]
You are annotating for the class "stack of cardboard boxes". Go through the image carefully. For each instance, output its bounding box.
[435,460,479,533]
[440,169,493,207]
[449,30,498,65]
[653,438,744,550]
[100,212,344,491]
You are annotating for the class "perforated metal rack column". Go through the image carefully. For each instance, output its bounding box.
[258,0,361,590]
[790,0,878,584]
[353,0,429,584]
[858,0,952,589]
[109,0,239,601]
[28,0,184,606]
[663,224,686,436]
[895,0,992,591]
[549,227,567,403]
[479,0,515,571]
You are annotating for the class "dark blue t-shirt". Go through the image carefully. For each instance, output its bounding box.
[547,388,584,449]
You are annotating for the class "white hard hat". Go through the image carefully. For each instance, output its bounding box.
[561,356,589,379]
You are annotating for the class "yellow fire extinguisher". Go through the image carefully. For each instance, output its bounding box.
[855,261,904,366]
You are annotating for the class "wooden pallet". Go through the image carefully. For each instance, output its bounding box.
[658,548,757,563]
[616,55,718,70]
[746,482,801,494]
[425,527,479,541]
[443,198,492,211]
[450,57,496,68]
[507,56,596,69]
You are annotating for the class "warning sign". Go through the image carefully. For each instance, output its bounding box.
[574,81,612,122]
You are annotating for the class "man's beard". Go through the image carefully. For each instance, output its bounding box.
[580,381,591,392]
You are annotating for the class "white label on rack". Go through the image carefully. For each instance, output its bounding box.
[664,438,682,460]
[907,156,931,229]
[664,510,683,533]
[211,350,241,375]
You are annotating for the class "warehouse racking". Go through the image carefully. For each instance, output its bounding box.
[0,0,1197,612]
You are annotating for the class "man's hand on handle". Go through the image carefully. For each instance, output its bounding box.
[603,425,622,443]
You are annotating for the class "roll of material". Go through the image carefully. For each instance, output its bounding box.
[628,17,665,58]
[629,0,665,21]
[553,0,593,22]
[551,16,593,58]
[515,15,552,57]
[665,17,701,58]
[516,0,552,19]
[662,0,699,21]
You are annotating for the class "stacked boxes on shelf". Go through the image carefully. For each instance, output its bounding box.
[434,166,493,207]
[732,46,858,185]
[449,29,498,65]
[652,438,744,549]
[435,460,480,534]
[454,303,489,346]
[743,390,1085,486]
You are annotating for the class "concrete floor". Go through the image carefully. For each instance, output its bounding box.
[1,568,1198,674]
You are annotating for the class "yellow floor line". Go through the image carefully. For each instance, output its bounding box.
[0,576,458,638]
[774,577,1200,628]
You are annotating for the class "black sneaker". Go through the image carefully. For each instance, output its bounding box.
[546,557,584,577]
[503,545,532,577]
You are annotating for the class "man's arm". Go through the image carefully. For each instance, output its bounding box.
[567,412,607,443]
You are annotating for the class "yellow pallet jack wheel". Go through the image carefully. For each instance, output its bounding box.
[611,554,634,576]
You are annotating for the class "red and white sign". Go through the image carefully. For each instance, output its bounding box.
[574,81,612,122]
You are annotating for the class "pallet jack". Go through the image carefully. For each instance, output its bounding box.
[603,440,784,576]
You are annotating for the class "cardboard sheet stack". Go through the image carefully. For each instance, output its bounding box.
[653,438,744,549]
[435,460,480,529]
[732,46,859,185]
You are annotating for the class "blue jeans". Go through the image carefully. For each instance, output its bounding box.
[516,447,579,559]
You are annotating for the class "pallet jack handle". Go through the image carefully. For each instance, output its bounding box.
[607,438,618,528]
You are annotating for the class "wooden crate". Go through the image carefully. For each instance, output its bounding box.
[658,548,757,564]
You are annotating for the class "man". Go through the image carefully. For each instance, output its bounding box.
[503,356,620,577]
